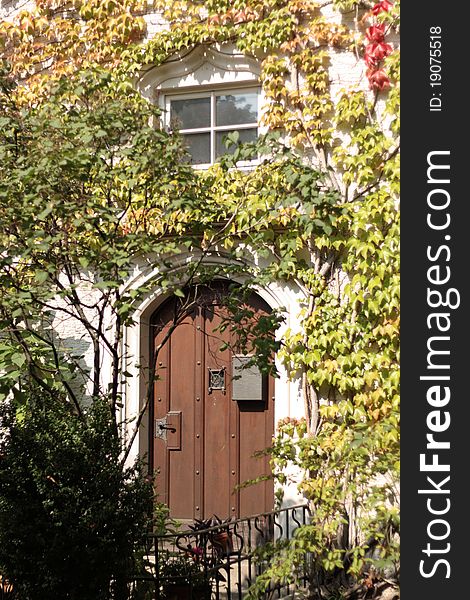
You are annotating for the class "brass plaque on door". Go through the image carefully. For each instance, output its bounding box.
[232,355,263,401]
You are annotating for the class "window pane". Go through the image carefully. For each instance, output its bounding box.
[216,93,258,126]
[182,133,211,164]
[170,97,210,129]
[216,128,258,158]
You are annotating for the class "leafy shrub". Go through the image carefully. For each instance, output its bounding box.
[0,393,154,600]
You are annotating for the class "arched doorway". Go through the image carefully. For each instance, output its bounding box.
[150,283,275,520]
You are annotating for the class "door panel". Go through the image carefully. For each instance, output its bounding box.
[154,310,199,518]
[151,284,274,520]
[239,393,273,516]
[203,303,234,518]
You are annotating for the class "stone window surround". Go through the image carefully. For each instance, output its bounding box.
[137,44,266,167]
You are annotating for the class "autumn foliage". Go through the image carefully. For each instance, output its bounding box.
[1,1,400,598]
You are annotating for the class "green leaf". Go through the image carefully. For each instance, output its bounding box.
[79,256,90,268]
[11,353,26,368]
[35,271,49,284]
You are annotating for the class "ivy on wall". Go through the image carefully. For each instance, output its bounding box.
[0,0,400,596]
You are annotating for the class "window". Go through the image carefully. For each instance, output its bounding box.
[165,88,259,166]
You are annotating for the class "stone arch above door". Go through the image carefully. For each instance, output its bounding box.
[119,261,306,511]
[150,282,274,520]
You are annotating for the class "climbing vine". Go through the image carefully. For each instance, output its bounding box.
[0,0,400,597]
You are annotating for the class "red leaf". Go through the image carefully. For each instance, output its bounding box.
[366,24,386,43]
[367,68,390,91]
[372,1,394,16]
[365,41,393,63]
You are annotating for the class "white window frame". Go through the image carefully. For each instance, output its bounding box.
[164,85,261,169]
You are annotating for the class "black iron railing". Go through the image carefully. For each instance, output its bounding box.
[0,577,14,600]
[131,504,310,600]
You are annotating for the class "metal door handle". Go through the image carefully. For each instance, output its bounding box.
[155,412,181,449]
[159,424,176,432]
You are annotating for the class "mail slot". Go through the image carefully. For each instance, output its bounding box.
[232,355,263,401]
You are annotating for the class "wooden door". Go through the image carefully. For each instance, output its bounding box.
[151,284,274,520]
